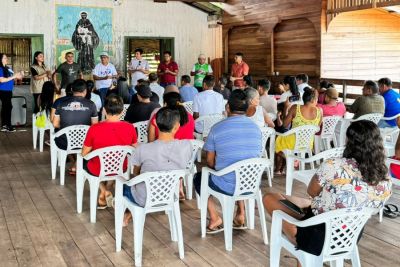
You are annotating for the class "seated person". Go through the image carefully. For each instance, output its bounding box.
[317,80,334,105]
[193,75,225,133]
[275,88,322,174]
[193,90,262,233]
[81,95,138,209]
[264,120,392,258]
[179,75,198,102]
[148,92,194,142]
[348,80,384,119]
[378,77,400,128]
[317,88,346,117]
[257,79,277,120]
[52,79,98,151]
[245,87,274,128]
[123,107,193,225]
[85,80,102,114]
[277,76,301,104]
[50,83,73,123]
[214,76,231,100]
[130,80,160,105]
[124,84,161,123]
[148,73,164,106]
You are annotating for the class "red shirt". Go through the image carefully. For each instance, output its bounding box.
[150,112,195,140]
[157,61,179,84]
[83,121,137,176]
[318,102,346,117]
[231,61,249,88]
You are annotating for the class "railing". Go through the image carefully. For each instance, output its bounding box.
[327,0,400,15]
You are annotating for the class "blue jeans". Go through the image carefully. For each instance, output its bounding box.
[193,172,232,196]
[160,82,176,88]
[123,184,141,206]
[98,87,109,106]
[378,119,396,128]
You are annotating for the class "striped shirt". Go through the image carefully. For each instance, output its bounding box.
[204,115,262,194]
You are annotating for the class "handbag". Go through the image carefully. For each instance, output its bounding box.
[35,111,47,128]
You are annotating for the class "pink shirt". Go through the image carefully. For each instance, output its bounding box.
[318,102,346,117]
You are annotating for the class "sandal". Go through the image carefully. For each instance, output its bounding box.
[206,224,224,234]
[383,204,399,218]
[68,168,76,175]
[106,193,114,208]
[97,203,107,210]
[233,219,247,230]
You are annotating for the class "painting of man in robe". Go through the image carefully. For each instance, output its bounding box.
[56,5,112,74]
[71,11,100,72]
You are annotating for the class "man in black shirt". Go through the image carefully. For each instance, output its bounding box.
[53,79,98,150]
[125,84,160,123]
[52,52,82,94]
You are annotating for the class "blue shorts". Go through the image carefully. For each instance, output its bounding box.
[193,172,232,196]
[123,184,141,206]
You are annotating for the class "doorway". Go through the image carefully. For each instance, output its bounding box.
[124,37,174,76]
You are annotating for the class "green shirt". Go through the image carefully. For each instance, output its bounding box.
[192,63,212,87]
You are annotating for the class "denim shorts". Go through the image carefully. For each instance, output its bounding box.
[193,172,232,196]
[123,184,141,206]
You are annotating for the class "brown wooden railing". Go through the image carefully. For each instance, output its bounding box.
[327,0,400,15]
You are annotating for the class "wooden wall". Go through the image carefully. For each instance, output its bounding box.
[222,0,322,79]
[321,8,400,81]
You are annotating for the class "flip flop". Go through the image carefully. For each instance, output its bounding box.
[206,224,224,234]
[383,204,399,219]
[97,204,107,210]
[68,168,76,175]
[106,194,114,208]
[233,219,247,230]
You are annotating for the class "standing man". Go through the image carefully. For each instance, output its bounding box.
[157,51,179,87]
[71,11,99,73]
[230,52,249,90]
[52,52,82,96]
[190,54,213,92]
[128,48,150,88]
[92,52,118,105]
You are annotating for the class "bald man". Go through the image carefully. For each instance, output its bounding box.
[190,54,213,92]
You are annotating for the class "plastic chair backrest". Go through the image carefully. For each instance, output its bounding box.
[55,125,89,151]
[321,116,341,137]
[315,147,345,162]
[320,208,374,258]
[133,120,149,144]
[196,114,225,137]
[142,170,185,208]
[86,146,135,177]
[353,113,382,124]
[119,104,130,121]
[232,158,268,196]
[183,101,193,115]
[186,140,204,170]
[292,125,320,151]
[261,127,275,157]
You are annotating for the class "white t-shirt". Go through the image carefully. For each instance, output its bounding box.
[297,83,310,95]
[129,58,150,86]
[90,93,102,112]
[92,63,117,89]
[248,105,266,128]
[149,82,165,106]
[260,94,277,118]
[193,90,225,132]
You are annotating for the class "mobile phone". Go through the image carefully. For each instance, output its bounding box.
[288,95,300,102]
[279,199,305,216]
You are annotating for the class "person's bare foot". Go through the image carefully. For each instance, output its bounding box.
[123,212,132,227]
[233,215,245,226]
[208,216,223,230]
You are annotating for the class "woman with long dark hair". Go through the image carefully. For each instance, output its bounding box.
[264,120,392,260]
[277,75,300,104]
[38,81,55,116]
[148,92,194,142]
[30,51,51,113]
[0,53,24,132]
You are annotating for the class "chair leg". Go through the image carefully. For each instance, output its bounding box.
[89,178,100,223]
[186,173,193,200]
[59,152,67,186]
[221,197,235,251]
[39,129,44,152]
[51,149,58,180]
[350,246,361,267]
[266,167,272,187]
[173,200,185,259]
[245,199,255,230]
[32,125,38,149]
[257,191,268,245]
[330,259,344,267]
[379,208,383,223]
[196,192,201,210]
[115,182,124,252]
[133,210,146,267]
[167,210,177,242]
[200,193,209,238]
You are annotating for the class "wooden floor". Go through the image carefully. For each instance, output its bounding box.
[0,127,399,267]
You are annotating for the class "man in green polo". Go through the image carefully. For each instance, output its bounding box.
[190,54,213,92]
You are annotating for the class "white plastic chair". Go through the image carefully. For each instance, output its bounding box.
[276,125,320,170]
[184,139,204,201]
[32,113,54,152]
[194,114,225,161]
[378,157,400,222]
[261,127,276,187]
[380,114,400,157]
[114,170,186,266]
[270,207,375,267]
[76,145,134,223]
[285,147,345,195]
[133,120,148,144]
[314,116,341,154]
[338,113,383,146]
[199,158,269,251]
[119,104,130,121]
[50,125,89,185]
[182,101,193,115]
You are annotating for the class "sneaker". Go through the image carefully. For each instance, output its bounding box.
[5,126,16,132]
[0,126,7,132]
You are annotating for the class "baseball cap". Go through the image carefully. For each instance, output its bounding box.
[326,88,338,99]
[136,84,152,98]
[99,51,109,58]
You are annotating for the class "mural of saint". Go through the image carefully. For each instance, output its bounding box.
[71,11,100,72]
